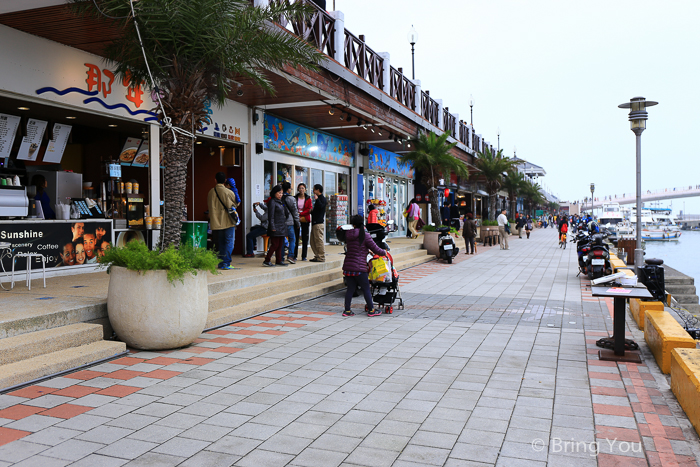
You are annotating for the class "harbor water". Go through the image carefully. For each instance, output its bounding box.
[644,230,700,284]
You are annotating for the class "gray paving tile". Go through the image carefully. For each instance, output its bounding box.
[396,445,450,465]
[290,447,347,467]
[206,435,263,456]
[11,455,71,467]
[0,441,49,463]
[75,425,134,444]
[119,452,184,467]
[178,451,240,467]
[127,424,183,443]
[95,438,157,460]
[21,426,81,446]
[41,439,104,462]
[69,454,128,467]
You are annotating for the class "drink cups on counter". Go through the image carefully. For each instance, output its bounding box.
[145,217,153,230]
[125,182,133,194]
[153,217,162,229]
[133,182,139,193]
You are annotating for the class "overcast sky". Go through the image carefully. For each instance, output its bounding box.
[335,0,700,214]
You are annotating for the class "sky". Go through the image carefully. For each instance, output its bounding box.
[333,0,700,214]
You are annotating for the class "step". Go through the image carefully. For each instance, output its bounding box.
[670,294,699,305]
[205,251,435,329]
[0,323,104,366]
[208,249,430,312]
[679,304,700,314]
[666,284,697,295]
[0,340,126,391]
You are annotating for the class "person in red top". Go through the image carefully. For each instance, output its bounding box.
[366,204,379,225]
[559,216,568,249]
[294,183,313,261]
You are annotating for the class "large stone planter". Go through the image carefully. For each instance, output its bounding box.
[107,266,209,350]
[423,231,440,256]
[479,225,499,241]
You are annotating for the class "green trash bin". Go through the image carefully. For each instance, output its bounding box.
[181,221,208,249]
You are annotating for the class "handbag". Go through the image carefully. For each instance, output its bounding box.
[416,217,425,230]
[505,223,511,234]
[214,187,240,226]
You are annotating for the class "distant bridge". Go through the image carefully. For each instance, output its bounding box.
[582,185,700,210]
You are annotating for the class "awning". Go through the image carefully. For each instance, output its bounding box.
[476,190,489,196]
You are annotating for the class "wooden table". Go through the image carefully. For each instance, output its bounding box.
[591,285,653,363]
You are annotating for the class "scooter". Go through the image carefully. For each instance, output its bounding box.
[585,234,612,279]
[573,231,592,276]
[436,226,459,264]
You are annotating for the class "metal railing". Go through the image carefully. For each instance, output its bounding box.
[344,31,383,89]
[389,67,416,111]
[271,0,336,57]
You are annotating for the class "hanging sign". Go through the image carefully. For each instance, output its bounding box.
[0,113,21,159]
[131,139,149,167]
[367,145,414,179]
[43,123,72,163]
[416,194,422,202]
[16,119,48,161]
[118,137,142,166]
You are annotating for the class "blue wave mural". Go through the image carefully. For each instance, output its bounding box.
[35,87,158,122]
[36,87,98,97]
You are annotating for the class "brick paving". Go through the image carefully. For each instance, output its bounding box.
[0,228,698,466]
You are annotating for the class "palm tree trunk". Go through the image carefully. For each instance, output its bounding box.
[489,192,497,221]
[161,129,194,250]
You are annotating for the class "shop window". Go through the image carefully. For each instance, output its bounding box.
[338,173,348,195]
[264,161,274,198]
[277,163,292,185]
[324,172,336,196]
[295,166,308,189]
[310,169,323,191]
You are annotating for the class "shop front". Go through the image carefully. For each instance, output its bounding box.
[258,114,353,245]
[0,24,163,278]
[363,145,414,237]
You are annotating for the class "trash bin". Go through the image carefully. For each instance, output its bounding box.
[181,221,208,249]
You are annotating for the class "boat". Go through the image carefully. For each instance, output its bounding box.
[631,206,681,241]
[599,202,625,229]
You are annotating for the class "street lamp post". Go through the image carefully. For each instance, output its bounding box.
[407,26,418,80]
[469,95,474,125]
[497,127,500,152]
[590,183,595,217]
[618,97,658,273]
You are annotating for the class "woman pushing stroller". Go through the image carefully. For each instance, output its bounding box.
[342,214,386,317]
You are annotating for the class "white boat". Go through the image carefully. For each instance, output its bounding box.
[632,206,681,241]
[599,202,625,229]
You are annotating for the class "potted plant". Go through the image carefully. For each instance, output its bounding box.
[421,224,440,256]
[480,220,500,242]
[99,242,219,350]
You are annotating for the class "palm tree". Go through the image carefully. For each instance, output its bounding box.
[474,147,517,220]
[72,0,326,248]
[522,182,545,216]
[401,131,468,225]
[501,170,527,219]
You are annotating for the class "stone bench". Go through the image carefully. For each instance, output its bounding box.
[645,310,696,374]
[630,298,664,330]
[671,348,700,437]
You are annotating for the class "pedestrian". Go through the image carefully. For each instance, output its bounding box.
[263,185,289,267]
[244,200,268,257]
[497,209,510,250]
[441,200,452,226]
[525,215,533,239]
[516,215,524,239]
[559,217,568,249]
[341,215,386,317]
[309,184,327,262]
[366,204,380,225]
[463,212,477,254]
[207,172,239,270]
[407,198,421,239]
[295,183,312,261]
[281,182,300,264]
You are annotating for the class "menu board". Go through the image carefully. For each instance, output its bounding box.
[119,137,141,166]
[43,123,72,163]
[132,139,149,167]
[16,119,48,161]
[0,113,21,159]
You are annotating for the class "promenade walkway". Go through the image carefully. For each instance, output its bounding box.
[1,228,699,466]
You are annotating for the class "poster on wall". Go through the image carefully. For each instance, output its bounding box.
[43,123,72,163]
[119,137,141,166]
[16,119,48,161]
[367,145,414,179]
[0,220,113,271]
[131,139,149,167]
[0,114,21,159]
[263,114,355,168]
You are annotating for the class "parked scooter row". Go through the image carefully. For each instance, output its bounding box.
[572,229,612,279]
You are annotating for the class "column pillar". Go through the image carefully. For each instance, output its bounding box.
[435,98,443,129]
[413,79,422,115]
[329,11,345,64]
[148,123,161,247]
[379,52,390,93]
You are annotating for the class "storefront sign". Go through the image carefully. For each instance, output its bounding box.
[16,119,47,161]
[263,114,355,167]
[0,114,21,159]
[367,145,414,179]
[357,175,364,216]
[119,138,142,166]
[43,124,72,164]
[0,220,113,271]
[198,98,249,144]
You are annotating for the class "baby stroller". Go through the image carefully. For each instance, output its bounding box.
[367,253,404,314]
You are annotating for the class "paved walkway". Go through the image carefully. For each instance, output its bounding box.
[1,228,699,466]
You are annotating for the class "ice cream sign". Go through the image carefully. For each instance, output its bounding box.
[197,98,248,144]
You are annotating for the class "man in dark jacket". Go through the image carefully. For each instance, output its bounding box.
[516,214,525,239]
[462,213,477,254]
[309,184,327,262]
[441,200,452,226]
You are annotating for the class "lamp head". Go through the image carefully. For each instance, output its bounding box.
[469,94,474,107]
[590,183,595,194]
[618,97,658,131]
[407,25,418,44]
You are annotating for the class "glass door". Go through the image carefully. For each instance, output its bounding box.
[399,181,407,236]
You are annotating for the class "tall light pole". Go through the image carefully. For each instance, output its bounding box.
[469,95,474,125]
[619,97,658,273]
[497,127,500,152]
[590,183,595,217]
[407,26,418,80]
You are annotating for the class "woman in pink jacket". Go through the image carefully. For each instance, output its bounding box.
[407,199,421,239]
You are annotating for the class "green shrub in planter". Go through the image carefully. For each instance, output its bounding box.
[99,241,219,284]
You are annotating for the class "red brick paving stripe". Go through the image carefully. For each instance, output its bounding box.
[180,357,215,366]
[209,337,238,344]
[208,347,243,353]
[146,357,181,365]
[597,454,648,466]
[110,357,145,366]
[232,330,259,335]
[7,385,57,399]
[585,331,610,337]
[64,370,106,380]
[0,405,44,420]
[238,338,266,344]
[105,369,143,380]
[255,323,279,328]
[141,369,181,379]
[588,360,618,368]
[95,385,141,397]
[0,427,30,447]
[591,386,629,397]
[592,403,634,417]
[282,323,306,328]
[261,330,286,335]
[589,371,623,381]
[51,386,99,398]
[250,316,274,320]
[39,404,92,419]
[595,425,641,442]
[297,317,322,321]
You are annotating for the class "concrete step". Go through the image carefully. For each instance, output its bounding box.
[678,304,700,314]
[670,294,699,305]
[666,284,697,295]
[0,340,126,391]
[205,250,434,329]
[0,323,104,366]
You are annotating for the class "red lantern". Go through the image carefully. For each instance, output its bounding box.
[444,188,450,197]
[416,194,422,201]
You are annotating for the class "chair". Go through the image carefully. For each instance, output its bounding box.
[0,242,11,291]
[261,234,270,253]
[11,252,46,290]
